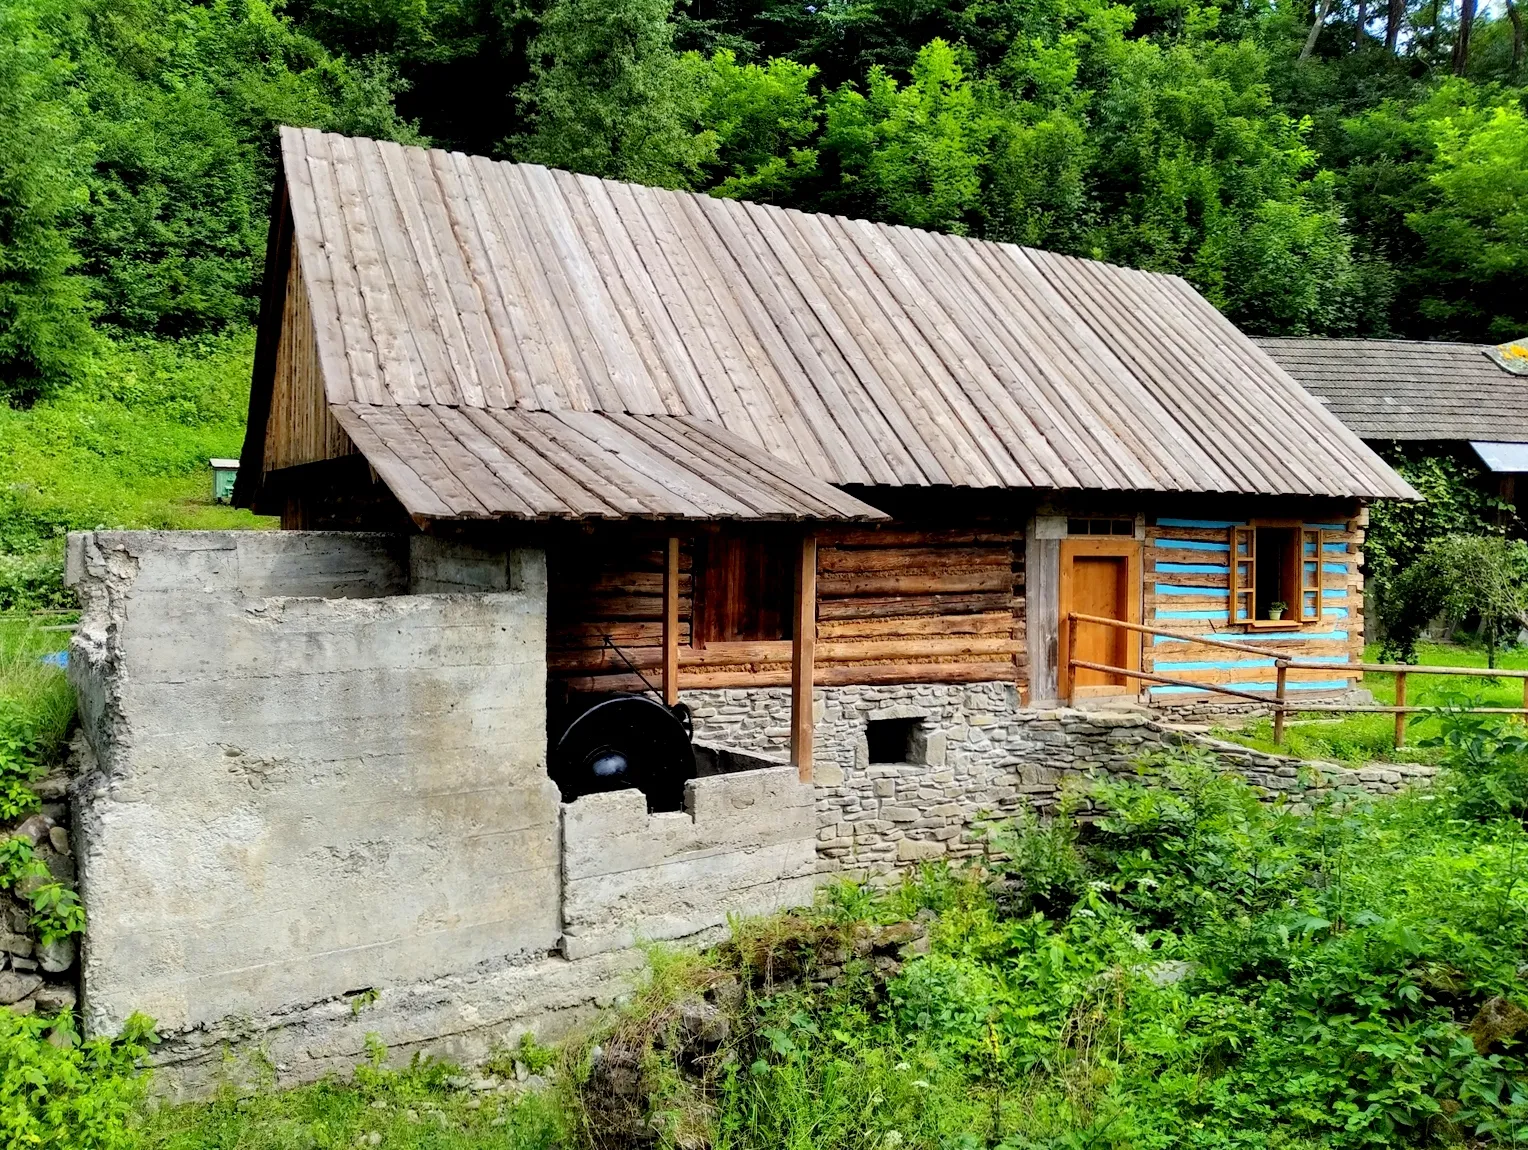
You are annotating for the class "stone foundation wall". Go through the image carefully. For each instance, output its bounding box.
[685,683,1438,880]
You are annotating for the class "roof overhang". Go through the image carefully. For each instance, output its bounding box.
[331,404,889,522]
[1470,441,1528,473]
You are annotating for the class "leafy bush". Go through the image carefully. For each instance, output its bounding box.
[0,1010,155,1150]
[0,699,49,821]
[1423,703,1528,822]
[1380,534,1528,664]
[0,547,73,614]
[613,751,1528,1149]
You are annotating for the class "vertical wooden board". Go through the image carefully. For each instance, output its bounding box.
[1026,530,1060,704]
[791,533,818,781]
[663,536,681,705]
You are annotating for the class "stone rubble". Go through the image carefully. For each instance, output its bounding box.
[1,783,79,1019]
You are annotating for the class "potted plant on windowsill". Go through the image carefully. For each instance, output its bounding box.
[1267,600,1287,621]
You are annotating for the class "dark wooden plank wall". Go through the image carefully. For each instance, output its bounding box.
[1141,507,1364,699]
[549,523,1027,693]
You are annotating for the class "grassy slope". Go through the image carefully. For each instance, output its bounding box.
[0,330,272,557]
[1218,640,1528,763]
[0,330,273,761]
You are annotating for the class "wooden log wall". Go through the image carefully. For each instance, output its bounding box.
[1141,508,1364,701]
[548,523,1027,694]
[264,248,355,473]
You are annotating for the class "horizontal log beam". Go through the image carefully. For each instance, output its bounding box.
[818,592,1012,619]
[816,612,1014,640]
[557,660,1021,693]
[822,527,1020,548]
[819,570,1014,597]
[817,546,1014,574]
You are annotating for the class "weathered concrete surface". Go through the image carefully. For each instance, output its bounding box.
[66,531,557,1038]
[151,947,644,1100]
[561,766,816,959]
[408,535,547,597]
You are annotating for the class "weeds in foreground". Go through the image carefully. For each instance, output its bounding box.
[0,619,73,775]
[140,1038,569,1150]
[568,741,1528,1150]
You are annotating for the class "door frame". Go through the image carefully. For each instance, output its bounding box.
[1058,536,1143,702]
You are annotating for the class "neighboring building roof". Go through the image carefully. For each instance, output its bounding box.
[1487,338,1528,376]
[238,127,1415,520]
[1256,336,1528,443]
[331,405,887,520]
[1470,441,1528,473]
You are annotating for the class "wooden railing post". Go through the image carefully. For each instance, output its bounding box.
[1273,661,1288,745]
[1394,671,1407,748]
[1064,612,1078,706]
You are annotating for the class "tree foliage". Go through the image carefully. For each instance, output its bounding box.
[0,0,1523,405]
[0,1,97,405]
[1380,534,1528,664]
[513,0,718,189]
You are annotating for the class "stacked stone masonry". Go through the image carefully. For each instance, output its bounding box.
[684,683,1437,879]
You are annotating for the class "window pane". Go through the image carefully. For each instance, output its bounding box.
[1111,519,1134,535]
[1067,518,1090,536]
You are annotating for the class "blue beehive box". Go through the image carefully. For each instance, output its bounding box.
[210,458,239,504]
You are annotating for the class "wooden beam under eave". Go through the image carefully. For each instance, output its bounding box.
[791,532,817,782]
[663,535,680,706]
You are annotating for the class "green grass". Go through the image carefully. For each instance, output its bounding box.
[1216,640,1528,764]
[0,330,274,558]
[137,1050,568,1150]
[0,617,74,765]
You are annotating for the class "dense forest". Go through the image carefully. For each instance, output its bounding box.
[1,0,1525,411]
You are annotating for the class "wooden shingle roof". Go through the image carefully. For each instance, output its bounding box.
[331,406,887,520]
[240,127,1416,517]
[1256,337,1528,443]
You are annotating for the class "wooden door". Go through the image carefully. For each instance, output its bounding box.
[1059,537,1142,701]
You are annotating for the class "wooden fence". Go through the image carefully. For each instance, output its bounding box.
[1067,611,1528,748]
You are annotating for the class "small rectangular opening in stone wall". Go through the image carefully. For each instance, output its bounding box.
[866,717,924,764]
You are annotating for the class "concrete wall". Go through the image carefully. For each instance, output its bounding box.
[561,766,816,959]
[67,531,557,1038]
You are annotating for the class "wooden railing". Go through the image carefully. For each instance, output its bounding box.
[1066,611,1528,747]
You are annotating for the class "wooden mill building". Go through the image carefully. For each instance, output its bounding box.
[236,127,1415,766]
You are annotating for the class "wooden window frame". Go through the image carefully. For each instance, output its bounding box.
[1057,536,1143,701]
[1231,520,1326,630]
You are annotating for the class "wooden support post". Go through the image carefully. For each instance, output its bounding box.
[662,536,680,707]
[1273,661,1288,745]
[791,532,817,783]
[1063,613,1078,705]
[1521,674,1527,720]
[1394,671,1407,748]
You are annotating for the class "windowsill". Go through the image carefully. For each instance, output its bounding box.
[1245,619,1306,629]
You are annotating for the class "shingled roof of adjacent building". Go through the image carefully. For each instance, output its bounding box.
[1256,336,1528,443]
[236,127,1415,520]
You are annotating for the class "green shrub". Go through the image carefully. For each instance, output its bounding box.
[0,1010,155,1150]
[0,547,73,614]
[655,752,1528,1149]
